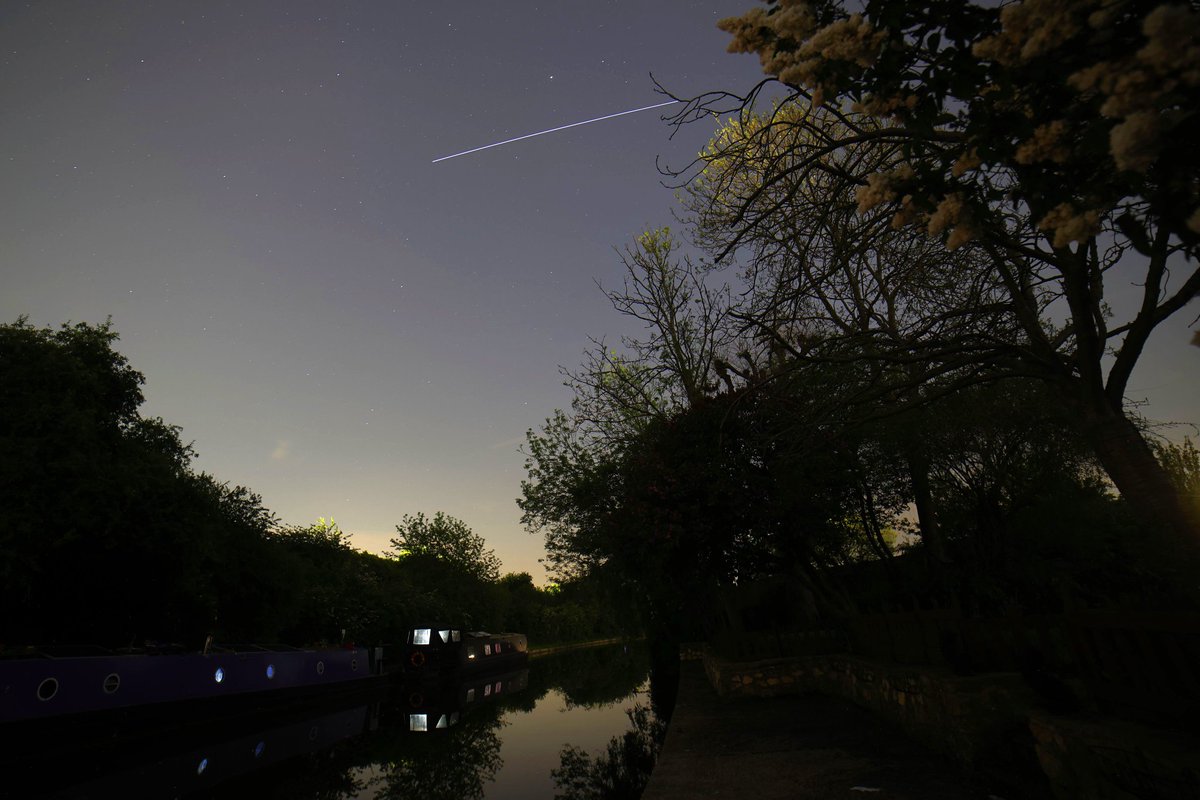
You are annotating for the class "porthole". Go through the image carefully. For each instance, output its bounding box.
[214,667,225,684]
[197,757,209,775]
[351,658,358,672]
[316,660,325,675]
[103,673,121,694]
[254,741,265,758]
[265,664,275,680]
[37,677,59,701]
[308,725,319,741]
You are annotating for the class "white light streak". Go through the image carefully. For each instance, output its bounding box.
[431,99,681,163]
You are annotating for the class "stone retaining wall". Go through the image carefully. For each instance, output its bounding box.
[703,650,1035,769]
[701,649,1200,799]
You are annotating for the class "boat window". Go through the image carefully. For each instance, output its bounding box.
[438,629,450,643]
[37,677,58,701]
[254,741,266,758]
[484,644,492,656]
[436,714,449,729]
[484,684,492,697]
[451,630,461,642]
[103,673,120,694]
[466,688,475,702]
[316,660,325,675]
[197,758,209,775]
[409,713,428,732]
[412,628,432,645]
[214,667,225,684]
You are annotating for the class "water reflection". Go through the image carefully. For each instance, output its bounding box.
[6,643,671,799]
[552,704,667,800]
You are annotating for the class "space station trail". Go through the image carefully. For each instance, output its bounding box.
[431,99,681,163]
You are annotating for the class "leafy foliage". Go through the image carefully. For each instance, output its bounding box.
[391,511,502,583]
[0,318,279,644]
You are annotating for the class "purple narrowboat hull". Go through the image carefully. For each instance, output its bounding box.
[1,646,377,725]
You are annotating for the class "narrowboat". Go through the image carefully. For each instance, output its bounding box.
[401,627,528,676]
[0,642,385,728]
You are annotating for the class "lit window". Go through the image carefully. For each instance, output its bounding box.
[484,645,492,656]
[483,684,492,697]
[451,630,461,642]
[494,681,502,694]
[412,628,431,645]
[436,714,448,729]
[438,629,450,643]
[265,664,275,679]
[408,713,428,732]
[254,741,265,758]
[449,712,460,725]
[466,688,475,702]
[197,757,209,775]
[214,668,224,684]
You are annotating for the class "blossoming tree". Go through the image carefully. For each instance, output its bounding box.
[685,0,1199,563]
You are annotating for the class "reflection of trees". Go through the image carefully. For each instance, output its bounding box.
[359,707,506,800]
[552,705,666,800]
[215,646,658,798]
[215,738,370,799]
[528,644,651,710]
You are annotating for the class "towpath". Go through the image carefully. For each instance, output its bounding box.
[643,660,1015,800]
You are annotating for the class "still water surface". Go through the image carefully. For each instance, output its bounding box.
[26,643,668,798]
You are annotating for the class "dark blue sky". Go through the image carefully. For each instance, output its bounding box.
[3,2,1195,579]
[2,1,770,576]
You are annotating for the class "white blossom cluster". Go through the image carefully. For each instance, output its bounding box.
[720,0,1200,248]
[721,2,887,108]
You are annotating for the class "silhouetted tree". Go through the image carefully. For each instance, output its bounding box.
[0,317,280,644]
[672,0,1200,567]
[391,511,501,583]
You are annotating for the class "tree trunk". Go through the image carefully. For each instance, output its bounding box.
[906,445,949,564]
[1080,401,1200,576]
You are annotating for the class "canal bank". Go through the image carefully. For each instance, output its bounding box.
[643,659,1012,800]
[527,637,629,658]
[647,650,1200,800]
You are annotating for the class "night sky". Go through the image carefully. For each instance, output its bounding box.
[3,2,1196,580]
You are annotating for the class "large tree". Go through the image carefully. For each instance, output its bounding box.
[669,0,1200,566]
[0,318,279,644]
[391,511,502,584]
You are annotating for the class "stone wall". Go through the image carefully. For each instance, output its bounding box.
[702,649,1200,799]
[703,650,1036,769]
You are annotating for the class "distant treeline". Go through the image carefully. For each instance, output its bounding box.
[0,318,626,648]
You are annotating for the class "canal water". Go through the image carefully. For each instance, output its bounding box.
[20,642,673,799]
